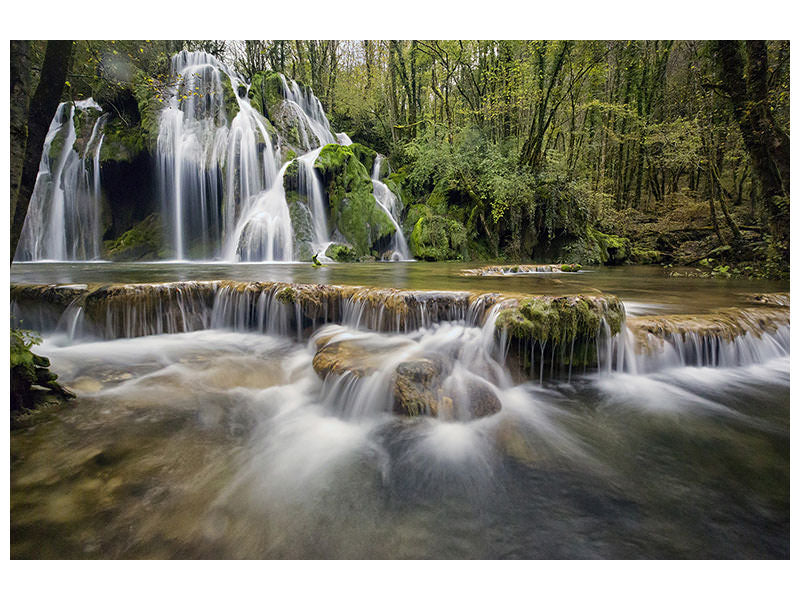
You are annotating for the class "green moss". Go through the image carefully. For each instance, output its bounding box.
[561,263,582,272]
[496,295,624,347]
[275,286,297,304]
[104,213,163,261]
[349,143,378,176]
[11,328,73,415]
[325,243,359,262]
[409,215,468,261]
[99,116,148,163]
[132,71,163,150]
[220,74,240,122]
[248,71,284,119]
[630,246,662,264]
[315,143,395,255]
[591,229,631,265]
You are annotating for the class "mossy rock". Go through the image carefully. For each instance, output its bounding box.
[325,243,359,262]
[559,228,633,266]
[561,263,582,272]
[103,213,163,261]
[11,329,74,417]
[630,246,662,264]
[495,295,625,373]
[99,116,148,164]
[286,193,314,262]
[409,215,468,261]
[248,71,284,120]
[349,143,378,176]
[131,71,165,151]
[315,143,395,256]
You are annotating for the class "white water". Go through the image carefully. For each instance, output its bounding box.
[16,100,105,261]
[598,316,790,375]
[157,50,282,260]
[278,74,337,149]
[371,157,410,261]
[155,50,362,262]
[297,147,332,257]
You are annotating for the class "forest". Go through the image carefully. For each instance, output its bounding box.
[10,40,790,276]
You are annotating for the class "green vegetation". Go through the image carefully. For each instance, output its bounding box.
[315,143,395,256]
[10,40,791,277]
[11,328,73,416]
[104,213,163,261]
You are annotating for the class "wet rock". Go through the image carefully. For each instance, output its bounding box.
[626,307,790,346]
[391,358,443,417]
[461,264,565,276]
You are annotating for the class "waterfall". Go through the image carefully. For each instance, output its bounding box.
[157,50,283,260]
[371,157,410,261]
[278,74,336,149]
[597,308,791,374]
[224,163,295,262]
[15,100,105,262]
[297,147,332,256]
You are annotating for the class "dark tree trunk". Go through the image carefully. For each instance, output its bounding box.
[11,40,73,262]
[10,40,32,218]
[713,40,790,238]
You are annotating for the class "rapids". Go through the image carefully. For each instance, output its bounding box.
[9,264,790,558]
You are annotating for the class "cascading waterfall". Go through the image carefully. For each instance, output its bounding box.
[371,157,410,261]
[278,74,336,149]
[297,147,332,257]
[156,50,348,261]
[15,100,106,262]
[224,163,295,262]
[157,50,282,260]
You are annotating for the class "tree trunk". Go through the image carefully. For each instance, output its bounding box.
[713,41,790,239]
[11,40,73,262]
[10,40,32,219]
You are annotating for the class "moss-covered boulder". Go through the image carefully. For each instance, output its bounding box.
[11,329,74,418]
[494,294,625,375]
[248,71,284,121]
[325,243,359,262]
[592,230,630,265]
[629,246,661,264]
[409,214,468,261]
[103,213,163,261]
[559,228,634,266]
[315,143,395,256]
[349,143,378,176]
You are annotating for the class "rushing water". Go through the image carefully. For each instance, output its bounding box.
[9,264,790,558]
[15,100,106,262]
[371,157,410,261]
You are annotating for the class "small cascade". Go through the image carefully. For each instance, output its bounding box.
[599,308,791,374]
[371,157,409,261]
[335,132,353,145]
[225,163,295,261]
[15,100,106,261]
[296,147,331,256]
[11,281,790,388]
[278,74,336,149]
